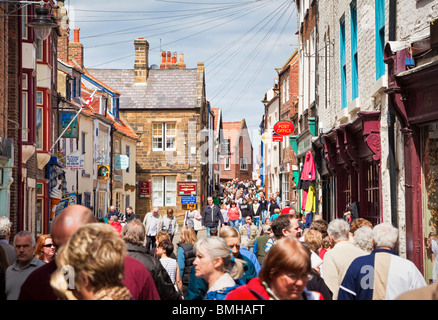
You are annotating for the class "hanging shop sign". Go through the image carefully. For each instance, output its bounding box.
[97,165,110,180]
[115,155,129,170]
[273,120,295,136]
[60,112,79,138]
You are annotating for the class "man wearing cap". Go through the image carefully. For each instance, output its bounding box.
[253,224,272,265]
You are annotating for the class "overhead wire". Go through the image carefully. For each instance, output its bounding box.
[87,0,280,68]
[221,1,296,116]
[207,0,290,102]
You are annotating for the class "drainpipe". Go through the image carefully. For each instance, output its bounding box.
[388,0,398,228]
[110,123,115,206]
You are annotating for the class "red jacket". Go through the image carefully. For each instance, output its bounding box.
[225,277,324,300]
[300,150,316,181]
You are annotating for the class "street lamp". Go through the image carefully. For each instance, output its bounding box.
[27,4,58,41]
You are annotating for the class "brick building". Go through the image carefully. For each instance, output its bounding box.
[278,49,299,206]
[89,38,208,219]
[220,119,253,182]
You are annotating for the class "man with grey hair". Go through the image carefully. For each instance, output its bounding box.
[0,217,15,265]
[322,219,368,299]
[339,222,426,300]
[202,196,223,237]
[5,231,45,299]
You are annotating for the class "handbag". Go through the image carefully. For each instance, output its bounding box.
[193,211,203,231]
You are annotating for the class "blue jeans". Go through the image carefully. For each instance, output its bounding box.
[253,216,260,229]
[261,210,268,225]
[229,220,239,230]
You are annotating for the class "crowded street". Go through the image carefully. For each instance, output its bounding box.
[1,0,438,312]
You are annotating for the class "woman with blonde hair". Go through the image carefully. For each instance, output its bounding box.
[219,226,258,283]
[50,223,131,300]
[193,236,244,300]
[35,234,55,263]
[177,226,197,295]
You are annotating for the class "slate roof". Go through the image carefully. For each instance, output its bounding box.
[87,68,200,110]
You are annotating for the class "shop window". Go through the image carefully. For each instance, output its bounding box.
[361,161,381,225]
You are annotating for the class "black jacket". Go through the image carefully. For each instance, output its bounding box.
[202,205,223,228]
[240,203,253,218]
[125,242,181,300]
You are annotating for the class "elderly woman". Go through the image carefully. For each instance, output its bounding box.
[193,236,244,300]
[225,237,323,300]
[50,223,131,300]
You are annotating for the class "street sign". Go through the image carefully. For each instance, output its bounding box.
[273,120,295,136]
[181,196,197,204]
[178,182,197,195]
[272,135,284,142]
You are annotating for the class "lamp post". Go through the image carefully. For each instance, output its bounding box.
[27,3,58,41]
[0,1,58,41]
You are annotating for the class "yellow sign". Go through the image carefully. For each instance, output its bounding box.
[97,165,110,180]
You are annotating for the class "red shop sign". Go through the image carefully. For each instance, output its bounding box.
[273,120,295,136]
[178,182,197,195]
[272,135,284,142]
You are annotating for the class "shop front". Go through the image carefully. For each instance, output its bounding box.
[322,111,382,225]
[386,42,438,280]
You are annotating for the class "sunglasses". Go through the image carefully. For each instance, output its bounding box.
[42,244,55,248]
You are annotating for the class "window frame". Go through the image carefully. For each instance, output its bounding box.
[152,176,177,207]
[340,15,347,109]
[350,1,359,100]
[152,123,176,151]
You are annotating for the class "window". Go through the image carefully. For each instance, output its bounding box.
[36,91,43,105]
[152,123,176,151]
[361,161,381,225]
[375,0,385,80]
[84,192,91,209]
[126,145,130,173]
[224,157,231,171]
[36,107,43,149]
[152,176,176,207]
[282,173,290,203]
[240,158,248,171]
[21,6,28,39]
[81,132,86,155]
[36,39,43,61]
[115,192,123,212]
[351,1,359,100]
[22,92,28,141]
[125,195,130,208]
[340,16,347,109]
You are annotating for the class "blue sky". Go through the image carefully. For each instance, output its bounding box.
[66,0,298,160]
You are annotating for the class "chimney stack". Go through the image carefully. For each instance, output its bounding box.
[134,37,149,83]
[68,28,84,69]
[54,0,69,62]
[178,53,186,69]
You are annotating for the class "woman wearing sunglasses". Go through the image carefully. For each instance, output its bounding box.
[35,234,56,263]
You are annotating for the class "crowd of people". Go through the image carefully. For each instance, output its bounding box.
[0,178,436,300]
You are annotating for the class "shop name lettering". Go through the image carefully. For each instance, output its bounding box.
[275,124,293,134]
[172,304,265,317]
